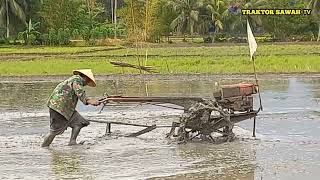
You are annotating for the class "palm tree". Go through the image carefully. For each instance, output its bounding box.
[114,0,117,38]
[226,0,266,35]
[0,0,26,38]
[110,0,117,37]
[205,0,228,33]
[167,0,203,38]
[308,0,320,41]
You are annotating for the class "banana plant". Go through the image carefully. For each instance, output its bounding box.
[18,19,40,45]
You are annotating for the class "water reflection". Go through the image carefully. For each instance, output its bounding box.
[50,149,93,179]
[175,142,256,180]
[0,77,293,111]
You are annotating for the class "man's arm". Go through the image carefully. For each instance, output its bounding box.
[72,81,101,106]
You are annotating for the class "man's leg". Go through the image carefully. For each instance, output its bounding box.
[68,125,81,146]
[42,109,68,147]
[42,133,56,147]
[68,111,89,146]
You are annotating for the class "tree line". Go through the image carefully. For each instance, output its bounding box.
[0,0,319,45]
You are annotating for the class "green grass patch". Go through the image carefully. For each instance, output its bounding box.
[85,43,320,57]
[0,43,318,57]
[0,55,319,76]
[0,43,319,76]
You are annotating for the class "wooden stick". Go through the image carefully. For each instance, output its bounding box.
[89,119,151,127]
[89,119,176,128]
[110,61,157,73]
[125,125,157,137]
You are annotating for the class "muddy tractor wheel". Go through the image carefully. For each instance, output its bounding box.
[167,99,235,143]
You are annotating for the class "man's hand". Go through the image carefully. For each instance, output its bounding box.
[87,99,101,106]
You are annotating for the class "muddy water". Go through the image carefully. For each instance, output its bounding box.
[1,75,320,180]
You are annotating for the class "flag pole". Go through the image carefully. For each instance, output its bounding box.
[252,56,262,138]
[252,56,263,112]
[247,18,262,137]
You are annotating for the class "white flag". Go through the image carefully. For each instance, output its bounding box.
[247,19,257,60]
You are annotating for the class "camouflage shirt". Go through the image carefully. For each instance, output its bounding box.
[47,75,88,120]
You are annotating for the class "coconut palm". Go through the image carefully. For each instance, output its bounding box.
[0,0,27,38]
[226,0,266,35]
[167,0,203,38]
[205,0,227,33]
[308,0,320,41]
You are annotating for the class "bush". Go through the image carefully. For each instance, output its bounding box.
[91,27,103,40]
[43,28,71,46]
[0,39,8,45]
[71,29,81,39]
[214,33,228,42]
[203,36,213,43]
[29,34,37,45]
[81,27,91,42]
[45,29,57,45]
[79,24,114,45]
[57,28,71,45]
[0,27,7,44]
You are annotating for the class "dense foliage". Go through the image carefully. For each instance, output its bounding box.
[0,0,318,45]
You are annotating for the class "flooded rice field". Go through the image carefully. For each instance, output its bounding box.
[1,75,320,180]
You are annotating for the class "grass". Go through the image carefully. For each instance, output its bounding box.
[0,55,319,76]
[0,43,319,76]
[0,43,318,56]
[85,43,320,57]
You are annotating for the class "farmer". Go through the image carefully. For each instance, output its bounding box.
[42,69,101,147]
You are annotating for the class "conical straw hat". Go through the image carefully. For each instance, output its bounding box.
[73,69,96,87]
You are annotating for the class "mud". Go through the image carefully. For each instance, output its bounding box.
[1,75,320,179]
